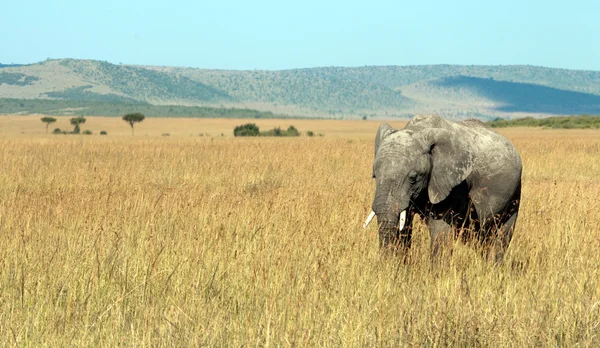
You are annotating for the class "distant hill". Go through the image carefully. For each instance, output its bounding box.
[429,76,600,114]
[0,64,26,68]
[0,98,289,118]
[2,59,600,119]
[487,115,600,129]
[153,66,413,114]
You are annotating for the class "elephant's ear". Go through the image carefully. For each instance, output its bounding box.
[374,123,397,157]
[421,128,473,204]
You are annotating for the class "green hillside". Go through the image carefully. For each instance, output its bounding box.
[2,59,600,119]
[242,70,411,112]
[0,72,40,86]
[429,76,600,114]
[302,65,600,95]
[57,59,232,103]
[147,67,413,113]
[0,98,288,118]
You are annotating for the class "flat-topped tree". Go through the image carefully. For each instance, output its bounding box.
[122,113,145,136]
[40,117,57,133]
[70,117,86,134]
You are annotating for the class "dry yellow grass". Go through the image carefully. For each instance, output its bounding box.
[0,116,599,346]
[0,115,390,138]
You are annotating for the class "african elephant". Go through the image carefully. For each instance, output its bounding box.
[363,115,522,263]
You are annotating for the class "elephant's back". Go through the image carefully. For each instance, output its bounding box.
[469,125,522,184]
[461,119,487,128]
[458,121,522,171]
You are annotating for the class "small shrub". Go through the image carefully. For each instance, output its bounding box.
[82,130,93,135]
[234,123,260,136]
[318,133,325,137]
[307,131,314,137]
[287,125,300,136]
[162,133,170,136]
[52,128,64,134]
[100,131,107,135]
[260,125,302,137]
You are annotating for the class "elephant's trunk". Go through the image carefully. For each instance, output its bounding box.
[376,210,407,248]
[370,188,410,248]
[378,219,399,248]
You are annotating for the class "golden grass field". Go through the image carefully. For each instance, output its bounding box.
[0,115,379,138]
[0,116,599,346]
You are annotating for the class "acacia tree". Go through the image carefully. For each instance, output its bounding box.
[122,113,145,136]
[70,116,86,134]
[40,116,57,133]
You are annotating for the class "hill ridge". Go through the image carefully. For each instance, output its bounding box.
[2,59,600,119]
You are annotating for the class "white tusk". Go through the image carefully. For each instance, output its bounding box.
[398,210,407,231]
[363,211,376,229]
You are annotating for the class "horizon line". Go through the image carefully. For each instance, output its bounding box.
[3,58,600,73]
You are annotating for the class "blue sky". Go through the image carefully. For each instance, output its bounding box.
[2,0,599,70]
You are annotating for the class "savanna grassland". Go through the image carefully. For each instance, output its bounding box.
[0,116,599,346]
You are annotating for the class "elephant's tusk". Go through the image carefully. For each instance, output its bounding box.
[398,210,407,231]
[363,211,376,229]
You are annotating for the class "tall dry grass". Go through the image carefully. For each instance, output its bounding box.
[0,127,599,346]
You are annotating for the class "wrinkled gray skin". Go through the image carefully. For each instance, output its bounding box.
[371,115,522,263]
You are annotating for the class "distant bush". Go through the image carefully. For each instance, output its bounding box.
[260,125,301,137]
[162,133,170,136]
[262,127,283,136]
[82,130,93,135]
[286,125,300,136]
[234,123,303,137]
[100,131,107,135]
[52,128,65,134]
[307,131,314,137]
[234,123,260,136]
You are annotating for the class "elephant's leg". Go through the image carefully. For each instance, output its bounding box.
[428,219,454,260]
[486,212,518,264]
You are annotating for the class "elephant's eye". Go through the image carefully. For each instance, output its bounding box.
[408,171,418,183]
